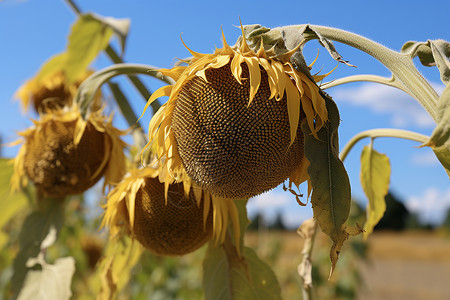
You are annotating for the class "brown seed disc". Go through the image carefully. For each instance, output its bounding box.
[171,63,304,199]
[133,177,213,256]
[23,119,107,198]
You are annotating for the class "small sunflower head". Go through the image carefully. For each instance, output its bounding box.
[142,27,328,199]
[101,167,214,256]
[80,234,105,269]
[12,108,127,198]
[16,70,96,113]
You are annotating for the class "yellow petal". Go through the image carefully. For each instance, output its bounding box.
[271,61,287,100]
[230,54,244,84]
[243,57,261,105]
[285,76,301,145]
[138,85,173,122]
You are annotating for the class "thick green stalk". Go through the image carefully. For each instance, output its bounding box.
[301,25,440,121]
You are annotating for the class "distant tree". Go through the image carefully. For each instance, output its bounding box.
[441,208,450,229]
[374,192,410,231]
[268,213,286,231]
[248,213,264,231]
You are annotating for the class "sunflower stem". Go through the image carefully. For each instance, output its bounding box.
[339,128,429,162]
[64,0,162,114]
[74,63,174,118]
[302,25,439,121]
[297,218,318,300]
[322,74,409,94]
[107,81,142,129]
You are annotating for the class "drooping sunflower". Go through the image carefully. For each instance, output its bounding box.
[11,106,127,198]
[15,70,98,113]
[101,166,238,256]
[141,28,328,200]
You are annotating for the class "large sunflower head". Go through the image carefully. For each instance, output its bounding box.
[11,107,127,198]
[15,70,97,113]
[141,27,327,200]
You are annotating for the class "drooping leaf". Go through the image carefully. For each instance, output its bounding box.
[65,13,115,83]
[97,235,143,299]
[423,84,450,177]
[17,256,75,300]
[0,159,29,248]
[301,94,353,278]
[402,39,450,84]
[11,200,65,297]
[360,145,391,239]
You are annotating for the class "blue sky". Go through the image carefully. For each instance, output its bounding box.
[1,0,449,228]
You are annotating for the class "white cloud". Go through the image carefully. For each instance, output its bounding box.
[331,83,440,128]
[247,189,313,229]
[405,187,450,225]
[248,191,291,211]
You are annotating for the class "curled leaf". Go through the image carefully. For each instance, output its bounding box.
[402,39,450,84]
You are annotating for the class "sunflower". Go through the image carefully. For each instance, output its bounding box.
[11,107,127,198]
[15,70,98,113]
[140,27,328,200]
[101,166,238,255]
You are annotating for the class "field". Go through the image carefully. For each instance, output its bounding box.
[245,230,450,300]
[358,231,450,300]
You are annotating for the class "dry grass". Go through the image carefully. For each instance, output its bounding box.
[244,229,450,300]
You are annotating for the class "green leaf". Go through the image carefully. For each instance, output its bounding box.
[65,13,115,83]
[202,199,281,300]
[360,145,391,239]
[11,201,65,297]
[402,39,450,84]
[33,53,68,84]
[203,242,281,300]
[0,159,28,248]
[423,84,450,177]
[301,95,352,278]
[17,256,75,300]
